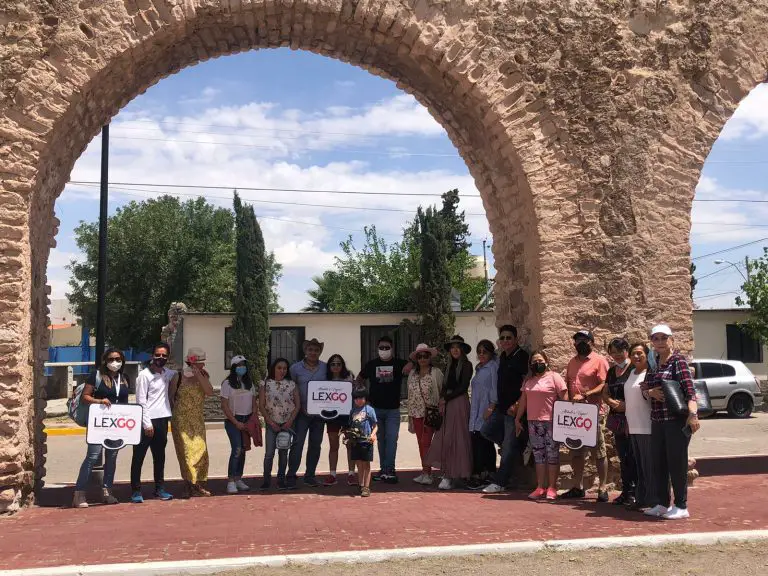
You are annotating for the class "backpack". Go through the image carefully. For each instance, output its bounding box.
[67,371,102,427]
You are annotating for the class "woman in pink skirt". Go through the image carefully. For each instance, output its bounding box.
[427,335,473,490]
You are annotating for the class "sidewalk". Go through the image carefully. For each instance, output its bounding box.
[2,474,767,571]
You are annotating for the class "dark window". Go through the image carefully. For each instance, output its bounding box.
[721,364,736,377]
[360,324,421,399]
[698,362,724,379]
[726,324,763,364]
[224,326,305,369]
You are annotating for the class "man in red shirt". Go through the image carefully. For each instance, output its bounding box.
[561,330,610,502]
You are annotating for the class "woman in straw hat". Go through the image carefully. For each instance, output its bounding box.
[406,343,444,485]
[170,347,214,498]
[426,335,474,490]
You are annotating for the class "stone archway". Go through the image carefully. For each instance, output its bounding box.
[0,1,766,511]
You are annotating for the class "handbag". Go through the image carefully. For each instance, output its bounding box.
[419,374,443,430]
[606,411,628,435]
[661,378,688,415]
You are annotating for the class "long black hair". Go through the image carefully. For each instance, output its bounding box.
[228,358,254,390]
[326,354,353,380]
[268,357,291,381]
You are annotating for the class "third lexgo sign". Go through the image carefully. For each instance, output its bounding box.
[552,400,599,450]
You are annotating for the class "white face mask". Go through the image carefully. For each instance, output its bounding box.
[378,349,393,361]
[618,359,630,368]
[107,361,122,372]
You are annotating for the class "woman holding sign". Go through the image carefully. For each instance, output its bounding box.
[170,348,214,498]
[323,354,356,487]
[515,350,568,501]
[72,348,130,508]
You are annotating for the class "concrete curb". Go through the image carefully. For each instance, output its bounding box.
[3,529,767,576]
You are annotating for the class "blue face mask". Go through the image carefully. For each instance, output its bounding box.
[235,366,247,377]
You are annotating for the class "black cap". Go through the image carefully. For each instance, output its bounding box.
[572,329,594,342]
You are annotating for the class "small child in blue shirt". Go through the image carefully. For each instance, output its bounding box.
[347,387,378,497]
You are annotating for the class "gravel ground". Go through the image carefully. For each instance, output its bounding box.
[211,542,768,576]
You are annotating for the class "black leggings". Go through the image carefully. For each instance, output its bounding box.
[651,419,691,509]
[471,431,497,476]
[130,417,170,491]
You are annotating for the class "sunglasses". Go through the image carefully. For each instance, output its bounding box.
[498,335,514,341]
[154,353,168,359]
[329,362,342,367]
[378,346,392,351]
[416,353,431,360]
[477,349,491,355]
[651,335,669,342]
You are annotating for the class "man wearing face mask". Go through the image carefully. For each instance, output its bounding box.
[357,336,409,483]
[562,330,610,501]
[130,342,177,503]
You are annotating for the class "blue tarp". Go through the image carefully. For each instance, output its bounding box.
[45,346,151,376]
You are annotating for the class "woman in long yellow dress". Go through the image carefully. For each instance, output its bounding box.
[171,347,214,498]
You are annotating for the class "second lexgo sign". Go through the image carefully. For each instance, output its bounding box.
[551,400,599,451]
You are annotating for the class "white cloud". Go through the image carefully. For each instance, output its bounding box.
[718,84,768,141]
[691,176,768,243]
[180,86,221,106]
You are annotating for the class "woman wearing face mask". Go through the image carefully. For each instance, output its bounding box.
[515,351,568,500]
[72,348,130,508]
[323,354,356,487]
[222,355,260,494]
[427,335,473,490]
[170,348,214,498]
[602,337,636,506]
[624,343,654,511]
[642,324,700,520]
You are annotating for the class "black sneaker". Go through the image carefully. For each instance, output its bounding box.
[285,479,298,490]
[466,478,486,491]
[559,487,585,499]
[277,479,287,491]
[383,474,399,485]
[259,479,271,491]
[612,493,627,505]
[597,490,609,503]
[303,476,320,488]
[372,472,384,482]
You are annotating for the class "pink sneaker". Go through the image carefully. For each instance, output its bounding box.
[545,488,558,501]
[528,487,546,500]
[323,475,337,487]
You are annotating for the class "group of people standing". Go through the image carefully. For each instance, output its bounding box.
[72,323,700,519]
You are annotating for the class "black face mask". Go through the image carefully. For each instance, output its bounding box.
[532,362,547,374]
[153,357,168,368]
[575,342,591,356]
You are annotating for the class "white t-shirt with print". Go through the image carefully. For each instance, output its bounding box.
[220,379,256,416]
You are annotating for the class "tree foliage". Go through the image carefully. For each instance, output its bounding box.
[735,249,768,341]
[230,192,271,380]
[67,195,282,352]
[304,190,487,312]
[690,262,697,299]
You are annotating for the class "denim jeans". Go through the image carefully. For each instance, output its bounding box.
[263,426,289,481]
[287,412,324,481]
[76,443,119,490]
[224,414,250,479]
[480,409,505,446]
[373,407,401,475]
[482,410,520,486]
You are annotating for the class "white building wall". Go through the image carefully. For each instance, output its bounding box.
[182,312,500,386]
[692,309,767,380]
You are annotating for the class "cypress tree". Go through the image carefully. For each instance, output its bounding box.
[231,192,270,380]
[415,206,454,361]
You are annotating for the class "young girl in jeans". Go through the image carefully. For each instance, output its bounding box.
[221,355,258,494]
[259,357,300,491]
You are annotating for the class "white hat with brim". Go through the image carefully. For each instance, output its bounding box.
[650,324,673,337]
[185,347,207,362]
[409,343,439,362]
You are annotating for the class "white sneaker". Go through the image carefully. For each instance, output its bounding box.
[421,474,433,485]
[644,504,669,517]
[662,506,690,520]
[438,477,452,490]
[482,483,504,494]
[235,479,250,492]
[413,473,426,484]
[226,481,238,494]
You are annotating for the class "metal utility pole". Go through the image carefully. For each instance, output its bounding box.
[94,124,109,364]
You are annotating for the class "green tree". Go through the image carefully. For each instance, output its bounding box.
[230,192,271,380]
[265,251,284,313]
[438,188,471,258]
[736,250,768,341]
[690,262,697,299]
[67,196,236,351]
[414,206,454,353]
[303,270,342,312]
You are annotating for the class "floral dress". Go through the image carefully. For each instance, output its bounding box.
[407,369,442,418]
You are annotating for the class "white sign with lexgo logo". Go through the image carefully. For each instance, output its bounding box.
[307,380,353,420]
[552,401,599,449]
[86,403,144,449]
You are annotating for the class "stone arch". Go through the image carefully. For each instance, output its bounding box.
[1,0,767,511]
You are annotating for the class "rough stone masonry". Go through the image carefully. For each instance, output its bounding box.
[0,1,766,512]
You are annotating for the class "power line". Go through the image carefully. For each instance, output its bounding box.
[692,237,768,261]
[694,290,742,301]
[68,180,482,198]
[109,135,457,158]
[695,198,768,203]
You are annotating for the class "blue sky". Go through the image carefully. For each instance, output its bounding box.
[48,49,768,317]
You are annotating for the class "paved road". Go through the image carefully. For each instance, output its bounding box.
[43,413,767,485]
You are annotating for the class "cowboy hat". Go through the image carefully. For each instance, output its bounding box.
[409,343,439,362]
[444,335,471,355]
[302,338,325,353]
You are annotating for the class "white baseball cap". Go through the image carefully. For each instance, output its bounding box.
[230,355,247,365]
[650,324,673,337]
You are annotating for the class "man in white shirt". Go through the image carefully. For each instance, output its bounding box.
[130,342,176,503]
